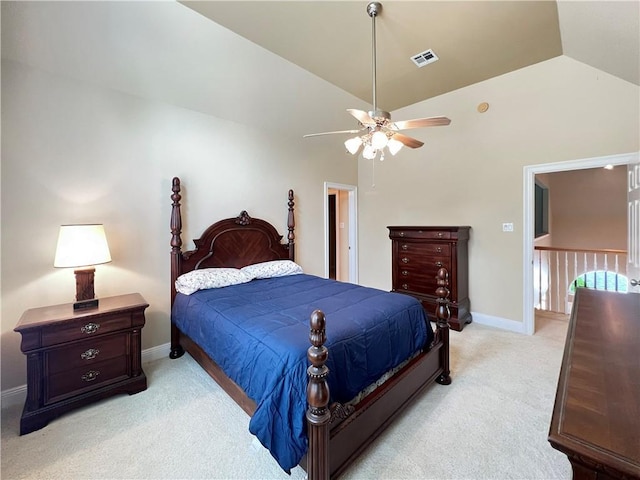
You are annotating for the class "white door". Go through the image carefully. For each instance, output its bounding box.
[628,155,640,292]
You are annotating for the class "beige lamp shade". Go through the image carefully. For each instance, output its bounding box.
[54,224,112,268]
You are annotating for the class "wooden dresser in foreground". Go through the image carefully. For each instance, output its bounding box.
[14,293,148,435]
[388,226,471,331]
[548,288,640,480]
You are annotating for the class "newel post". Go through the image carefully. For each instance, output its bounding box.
[306,309,330,480]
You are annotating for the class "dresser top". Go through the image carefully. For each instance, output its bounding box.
[387,226,470,231]
[549,289,640,477]
[388,226,470,241]
[15,293,148,331]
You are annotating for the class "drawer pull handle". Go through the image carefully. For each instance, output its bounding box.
[438,232,443,237]
[435,261,443,267]
[401,257,409,264]
[436,247,442,253]
[81,370,100,382]
[81,323,100,335]
[399,232,404,237]
[81,348,100,360]
[401,244,408,250]
[401,270,409,276]
[401,284,409,290]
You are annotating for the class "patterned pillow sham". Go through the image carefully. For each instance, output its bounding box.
[175,268,252,295]
[241,260,303,279]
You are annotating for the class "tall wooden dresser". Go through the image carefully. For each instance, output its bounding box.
[388,226,471,331]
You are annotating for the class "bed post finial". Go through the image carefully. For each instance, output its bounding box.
[287,189,295,261]
[306,309,329,480]
[170,177,185,359]
[435,267,451,385]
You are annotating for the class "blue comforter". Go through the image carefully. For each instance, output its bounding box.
[171,274,431,472]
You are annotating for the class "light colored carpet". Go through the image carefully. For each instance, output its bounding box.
[1,318,572,479]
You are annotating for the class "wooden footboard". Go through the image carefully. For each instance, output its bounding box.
[305,268,451,479]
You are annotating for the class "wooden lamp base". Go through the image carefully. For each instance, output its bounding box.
[73,268,99,311]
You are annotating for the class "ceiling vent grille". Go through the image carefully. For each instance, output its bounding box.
[411,49,438,68]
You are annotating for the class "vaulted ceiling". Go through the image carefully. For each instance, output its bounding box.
[182,1,640,112]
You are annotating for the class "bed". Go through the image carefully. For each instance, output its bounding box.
[169,177,452,479]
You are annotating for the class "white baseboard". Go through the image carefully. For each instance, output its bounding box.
[1,385,27,410]
[1,342,171,410]
[471,312,528,334]
[142,342,171,364]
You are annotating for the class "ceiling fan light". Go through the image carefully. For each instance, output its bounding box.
[344,136,363,155]
[387,138,403,155]
[362,144,377,160]
[371,130,388,149]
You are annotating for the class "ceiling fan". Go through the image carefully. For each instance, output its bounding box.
[304,1,451,160]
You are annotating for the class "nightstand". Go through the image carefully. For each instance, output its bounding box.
[14,293,148,435]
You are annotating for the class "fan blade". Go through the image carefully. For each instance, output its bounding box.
[392,132,424,149]
[393,116,451,130]
[303,129,362,138]
[347,109,375,125]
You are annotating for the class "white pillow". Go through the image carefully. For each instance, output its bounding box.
[175,268,252,295]
[241,260,303,279]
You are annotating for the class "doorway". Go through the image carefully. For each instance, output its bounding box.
[324,182,358,283]
[523,152,638,334]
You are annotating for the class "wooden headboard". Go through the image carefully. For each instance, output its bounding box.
[170,177,295,304]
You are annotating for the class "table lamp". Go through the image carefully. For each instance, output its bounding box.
[54,224,112,310]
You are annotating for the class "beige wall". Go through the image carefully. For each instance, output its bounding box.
[546,167,627,250]
[1,2,366,393]
[358,56,639,325]
[0,60,359,392]
[2,2,639,395]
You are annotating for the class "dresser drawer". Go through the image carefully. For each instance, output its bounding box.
[46,333,129,374]
[396,255,450,270]
[45,355,129,405]
[40,314,134,347]
[390,229,451,240]
[395,269,439,293]
[397,242,451,256]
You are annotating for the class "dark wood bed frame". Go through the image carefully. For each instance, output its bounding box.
[169,177,452,479]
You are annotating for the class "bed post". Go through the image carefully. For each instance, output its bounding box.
[306,310,330,480]
[435,267,452,385]
[287,189,295,261]
[170,177,185,359]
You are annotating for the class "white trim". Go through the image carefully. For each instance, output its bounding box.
[523,152,639,335]
[324,182,358,283]
[1,384,27,409]
[471,312,527,334]
[142,342,170,365]
[1,342,171,410]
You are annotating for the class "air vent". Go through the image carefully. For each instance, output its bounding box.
[411,49,438,68]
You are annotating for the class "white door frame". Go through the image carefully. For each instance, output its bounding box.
[523,151,638,335]
[324,182,358,283]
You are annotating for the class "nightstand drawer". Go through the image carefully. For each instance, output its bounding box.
[41,315,133,347]
[46,333,129,374]
[46,355,129,405]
